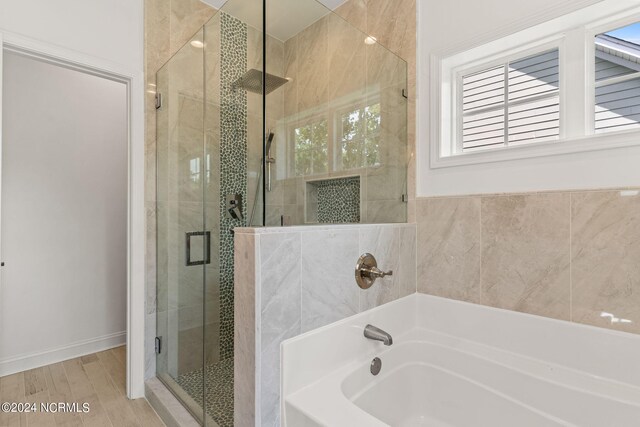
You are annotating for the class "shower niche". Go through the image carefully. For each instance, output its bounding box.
[305,176,361,223]
[154,0,407,425]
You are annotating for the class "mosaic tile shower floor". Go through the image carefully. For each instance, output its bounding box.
[176,358,234,427]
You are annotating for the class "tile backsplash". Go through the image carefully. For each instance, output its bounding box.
[417,188,640,335]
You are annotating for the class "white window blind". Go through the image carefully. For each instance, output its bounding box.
[461,49,560,152]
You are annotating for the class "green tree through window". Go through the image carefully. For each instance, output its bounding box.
[294,119,328,176]
[341,103,381,169]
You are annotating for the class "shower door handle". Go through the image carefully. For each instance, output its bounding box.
[185,231,211,266]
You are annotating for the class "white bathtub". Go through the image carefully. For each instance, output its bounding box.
[281,294,640,426]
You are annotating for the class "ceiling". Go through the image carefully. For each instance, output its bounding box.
[200,0,346,41]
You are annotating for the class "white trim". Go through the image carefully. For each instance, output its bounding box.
[429,0,609,58]
[0,332,126,377]
[426,1,640,171]
[429,128,640,168]
[0,34,3,303]
[0,31,145,398]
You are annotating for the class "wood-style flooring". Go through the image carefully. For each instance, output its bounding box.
[0,346,165,427]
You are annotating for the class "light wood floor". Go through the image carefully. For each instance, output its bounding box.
[0,346,165,427]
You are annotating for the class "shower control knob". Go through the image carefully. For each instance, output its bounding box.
[355,253,393,289]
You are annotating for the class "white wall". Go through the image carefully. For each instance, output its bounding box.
[0,0,144,390]
[0,0,143,70]
[417,0,640,196]
[0,51,128,375]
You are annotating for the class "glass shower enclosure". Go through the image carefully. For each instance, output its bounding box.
[155,0,407,425]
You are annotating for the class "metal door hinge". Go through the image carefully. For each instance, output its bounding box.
[155,336,162,354]
[155,93,162,110]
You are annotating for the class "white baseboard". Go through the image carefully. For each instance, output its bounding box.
[0,331,126,377]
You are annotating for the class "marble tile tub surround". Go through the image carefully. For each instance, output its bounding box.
[233,223,417,427]
[417,188,640,335]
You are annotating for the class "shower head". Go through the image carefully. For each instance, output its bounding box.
[232,69,289,95]
[266,131,275,155]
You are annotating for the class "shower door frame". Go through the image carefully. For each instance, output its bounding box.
[0,30,146,398]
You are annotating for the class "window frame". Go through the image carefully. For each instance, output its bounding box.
[585,13,640,134]
[285,89,383,178]
[430,3,640,169]
[287,113,332,177]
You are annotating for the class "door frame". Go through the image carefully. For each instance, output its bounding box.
[0,30,146,398]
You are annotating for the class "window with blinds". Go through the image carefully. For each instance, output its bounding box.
[461,49,560,152]
[594,23,640,134]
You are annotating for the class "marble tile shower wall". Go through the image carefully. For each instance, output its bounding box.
[335,0,417,221]
[276,10,409,225]
[416,189,640,335]
[234,223,417,427]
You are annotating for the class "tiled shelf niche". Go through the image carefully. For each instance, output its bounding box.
[305,176,361,223]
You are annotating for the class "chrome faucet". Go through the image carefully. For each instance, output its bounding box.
[364,324,393,346]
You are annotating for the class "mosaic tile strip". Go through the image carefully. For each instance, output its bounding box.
[315,176,361,223]
[219,12,247,361]
[176,359,234,427]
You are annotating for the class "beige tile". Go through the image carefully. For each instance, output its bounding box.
[145,0,171,77]
[296,17,329,112]
[283,36,298,118]
[169,0,216,56]
[327,13,366,101]
[234,232,257,427]
[365,0,416,63]
[571,190,640,334]
[398,225,417,298]
[334,0,367,35]
[417,197,481,303]
[480,193,571,320]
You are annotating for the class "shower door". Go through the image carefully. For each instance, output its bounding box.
[155,2,263,423]
[156,28,212,423]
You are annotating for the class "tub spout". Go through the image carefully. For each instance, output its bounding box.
[364,324,393,346]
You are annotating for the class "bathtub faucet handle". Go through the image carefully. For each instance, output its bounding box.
[366,266,393,278]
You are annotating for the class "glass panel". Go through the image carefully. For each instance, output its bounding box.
[595,22,640,134]
[365,38,408,223]
[266,3,408,226]
[156,28,206,424]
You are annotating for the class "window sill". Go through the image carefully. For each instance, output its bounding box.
[430,130,640,169]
